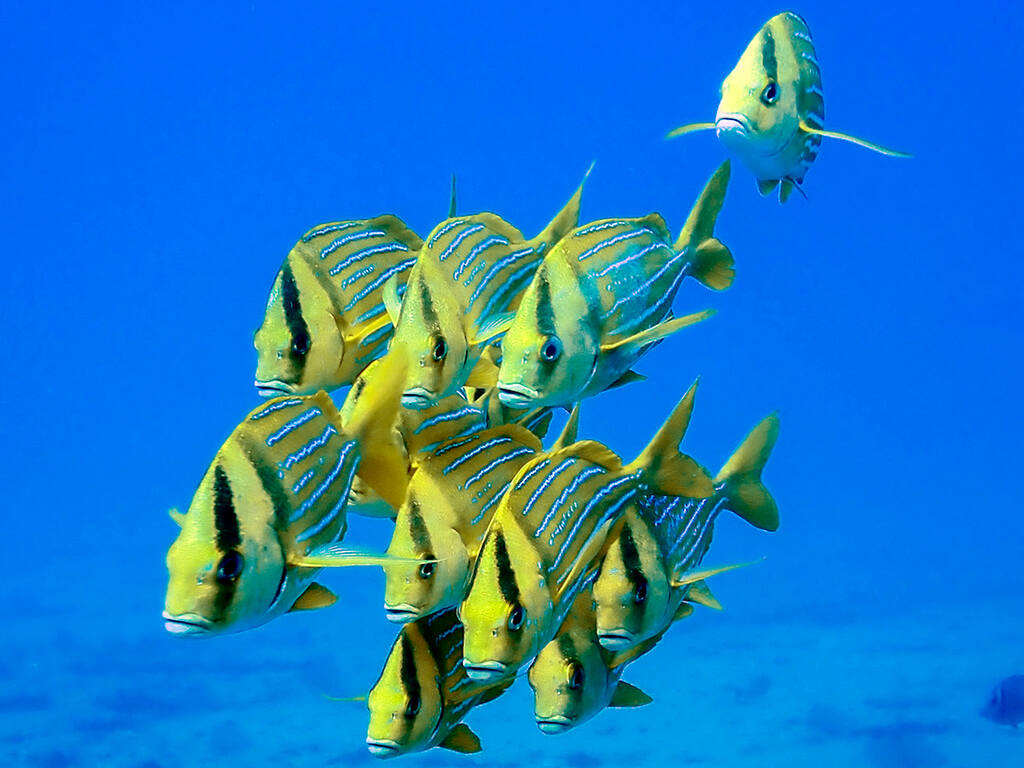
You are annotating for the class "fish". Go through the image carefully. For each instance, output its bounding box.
[527,590,657,734]
[593,388,779,652]
[981,675,1024,727]
[382,172,587,410]
[459,387,714,683]
[381,413,578,624]
[497,162,733,409]
[253,215,423,398]
[667,12,909,202]
[366,608,510,757]
[163,353,412,637]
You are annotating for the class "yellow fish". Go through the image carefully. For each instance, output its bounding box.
[497,162,732,409]
[366,608,509,757]
[527,590,656,734]
[382,414,577,623]
[593,392,779,652]
[668,12,909,202]
[164,354,411,637]
[382,174,587,409]
[459,389,713,683]
[254,216,422,397]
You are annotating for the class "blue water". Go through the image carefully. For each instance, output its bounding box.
[4,1,1022,765]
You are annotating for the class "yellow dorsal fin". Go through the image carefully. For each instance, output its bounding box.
[625,380,713,498]
[288,582,337,612]
[439,723,482,754]
[675,160,730,249]
[558,439,622,471]
[448,174,457,218]
[684,579,723,610]
[799,121,911,158]
[551,404,580,451]
[665,122,716,139]
[531,163,592,246]
[466,212,524,243]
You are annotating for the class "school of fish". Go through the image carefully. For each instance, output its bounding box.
[164,11,907,757]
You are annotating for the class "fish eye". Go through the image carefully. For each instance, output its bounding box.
[568,662,584,690]
[508,604,525,631]
[540,336,562,362]
[760,80,779,106]
[292,330,310,357]
[418,561,436,579]
[216,551,245,583]
[634,578,648,604]
[405,692,421,718]
[432,336,448,362]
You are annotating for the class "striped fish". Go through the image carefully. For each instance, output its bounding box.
[366,608,510,757]
[668,12,909,202]
[382,415,578,624]
[254,215,422,397]
[164,355,411,637]
[593,396,780,653]
[527,589,654,734]
[459,387,715,683]
[383,173,587,409]
[498,162,733,409]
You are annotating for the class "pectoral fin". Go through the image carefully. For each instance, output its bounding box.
[798,121,911,158]
[665,122,716,139]
[605,369,647,391]
[168,507,186,527]
[439,723,482,753]
[464,351,499,388]
[470,311,515,346]
[757,178,779,197]
[382,275,403,325]
[670,559,762,588]
[291,544,435,569]
[601,310,715,354]
[289,582,337,612]
[684,579,723,611]
[673,602,695,622]
[609,681,653,708]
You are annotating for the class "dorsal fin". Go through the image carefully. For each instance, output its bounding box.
[551,405,580,451]
[531,163,592,246]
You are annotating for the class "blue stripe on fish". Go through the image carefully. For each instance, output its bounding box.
[555,488,637,584]
[603,250,687,326]
[288,441,357,524]
[354,336,391,366]
[550,474,635,572]
[320,229,385,259]
[453,235,508,281]
[353,301,387,326]
[514,458,551,490]
[357,322,393,349]
[521,457,578,518]
[672,497,726,565]
[302,221,361,242]
[442,436,514,476]
[427,219,467,247]
[464,446,535,488]
[280,423,339,470]
[594,242,672,279]
[475,254,537,320]
[250,397,305,421]
[343,257,417,312]
[535,464,606,538]
[472,480,511,525]
[292,468,316,494]
[462,259,487,288]
[265,408,322,447]
[295,455,361,543]
[577,229,651,262]
[438,223,485,262]
[413,406,483,435]
[339,263,375,289]
[328,241,409,277]
[466,247,534,311]
[573,220,632,238]
[434,434,480,457]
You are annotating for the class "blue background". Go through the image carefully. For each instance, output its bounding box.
[3,1,1021,765]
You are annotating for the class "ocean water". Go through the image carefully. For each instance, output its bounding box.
[4,1,1022,765]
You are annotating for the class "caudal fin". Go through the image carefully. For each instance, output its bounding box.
[625,380,713,498]
[674,161,734,291]
[714,414,780,531]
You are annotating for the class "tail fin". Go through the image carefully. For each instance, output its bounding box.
[532,162,593,247]
[714,413,780,531]
[337,350,410,509]
[674,161,735,291]
[625,380,713,498]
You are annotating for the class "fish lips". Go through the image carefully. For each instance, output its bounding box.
[597,629,637,651]
[401,387,435,410]
[497,382,541,409]
[536,715,574,734]
[462,659,510,682]
[366,739,403,759]
[254,379,294,398]
[162,611,214,637]
[383,603,422,623]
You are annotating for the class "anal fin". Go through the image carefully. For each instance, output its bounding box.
[609,681,653,708]
[439,723,482,753]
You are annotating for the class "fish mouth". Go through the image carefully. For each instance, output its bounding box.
[255,379,294,398]
[383,604,422,623]
[714,112,752,136]
[497,382,540,408]
[401,387,435,410]
[366,739,402,758]
[162,611,214,637]
[536,715,574,734]
[462,659,510,682]
[597,629,637,651]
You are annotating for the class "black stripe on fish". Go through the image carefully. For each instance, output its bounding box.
[619,523,647,591]
[493,530,521,606]
[761,28,778,83]
[213,466,241,551]
[408,498,433,554]
[399,632,422,717]
[281,263,311,373]
[556,630,577,661]
[535,272,557,336]
[245,447,294,531]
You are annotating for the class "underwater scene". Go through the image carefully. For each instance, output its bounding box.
[4,1,1023,766]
